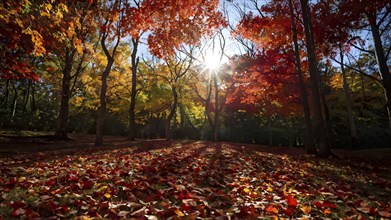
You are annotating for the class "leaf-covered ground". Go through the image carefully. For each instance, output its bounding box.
[0,140,390,219]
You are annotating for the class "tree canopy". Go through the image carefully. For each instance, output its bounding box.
[1,0,390,150]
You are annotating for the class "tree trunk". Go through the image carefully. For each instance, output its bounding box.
[205,78,215,138]
[368,12,391,132]
[128,38,139,140]
[0,79,10,106]
[288,0,316,154]
[179,102,185,127]
[95,30,120,146]
[339,45,357,142]
[31,82,36,112]
[94,59,114,146]
[321,85,334,147]
[22,80,31,112]
[11,81,18,120]
[55,48,76,140]
[299,0,331,157]
[166,86,178,139]
[213,73,219,141]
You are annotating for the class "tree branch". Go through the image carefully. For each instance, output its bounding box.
[330,57,382,84]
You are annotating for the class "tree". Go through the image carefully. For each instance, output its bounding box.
[339,45,357,142]
[232,0,315,150]
[95,0,124,146]
[52,1,96,139]
[128,38,140,140]
[365,1,391,132]
[334,0,391,132]
[311,0,360,145]
[299,0,331,157]
[162,50,194,139]
[288,0,315,153]
[124,0,225,140]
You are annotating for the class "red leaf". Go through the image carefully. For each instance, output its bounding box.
[322,201,337,209]
[314,201,322,208]
[83,180,94,189]
[97,201,110,208]
[286,195,298,207]
[284,208,294,217]
[45,180,56,186]
[10,200,26,209]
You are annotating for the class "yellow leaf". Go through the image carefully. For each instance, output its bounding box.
[300,205,312,215]
[59,3,69,13]
[18,177,27,182]
[243,188,251,194]
[73,216,91,220]
[104,193,111,199]
[175,209,185,217]
[98,185,108,191]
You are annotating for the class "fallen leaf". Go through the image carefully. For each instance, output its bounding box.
[12,208,26,217]
[73,216,91,220]
[357,206,370,214]
[40,195,51,200]
[18,177,26,182]
[322,201,337,209]
[145,215,158,220]
[314,201,322,208]
[286,195,298,207]
[118,211,129,217]
[300,205,312,215]
[323,208,332,215]
[243,188,251,194]
[265,205,279,214]
[284,208,294,217]
[104,193,111,199]
[378,211,391,218]
[175,209,185,217]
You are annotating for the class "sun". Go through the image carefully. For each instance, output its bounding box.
[204,53,222,71]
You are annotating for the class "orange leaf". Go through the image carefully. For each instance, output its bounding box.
[323,208,332,215]
[265,205,279,214]
[300,205,312,215]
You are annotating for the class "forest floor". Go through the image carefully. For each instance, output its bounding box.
[0,133,390,219]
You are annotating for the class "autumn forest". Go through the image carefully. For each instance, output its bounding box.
[0,0,390,219]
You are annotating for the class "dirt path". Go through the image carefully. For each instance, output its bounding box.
[1,134,390,169]
[0,134,140,157]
